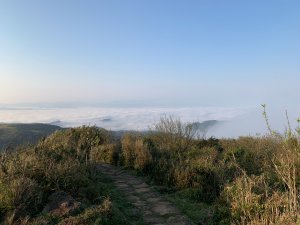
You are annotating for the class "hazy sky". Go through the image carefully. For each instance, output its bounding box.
[1,0,299,109]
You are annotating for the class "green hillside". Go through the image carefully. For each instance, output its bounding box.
[0,123,62,150]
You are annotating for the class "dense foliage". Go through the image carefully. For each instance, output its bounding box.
[118,116,300,225]
[0,126,141,225]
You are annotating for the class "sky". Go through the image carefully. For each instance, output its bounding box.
[0,1,299,134]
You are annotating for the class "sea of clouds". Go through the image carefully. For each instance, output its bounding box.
[0,106,296,137]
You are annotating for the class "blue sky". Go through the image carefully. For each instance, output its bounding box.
[0,0,299,109]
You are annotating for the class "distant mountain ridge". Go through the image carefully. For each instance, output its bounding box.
[191,120,220,132]
[0,123,62,150]
[0,120,221,150]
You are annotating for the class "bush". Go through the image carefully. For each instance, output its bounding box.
[118,113,300,224]
[150,115,196,154]
[121,134,152,171]
[222,173,298,225]
[90,144,119,165]
[57,198,114,225]
[0,177,43,218]
[0,126,130,224]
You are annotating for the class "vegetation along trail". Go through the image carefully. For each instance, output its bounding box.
[97,163,193,225]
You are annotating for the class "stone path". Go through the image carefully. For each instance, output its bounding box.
[97,163,193,225]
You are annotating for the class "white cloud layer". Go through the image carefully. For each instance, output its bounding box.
[0,106,296,137]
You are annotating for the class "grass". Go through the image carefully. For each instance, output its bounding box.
[28,171,144,225]
[116,112,300,224]
[0,126,143,225]
[166,192,213,224]
[151,184,213,224]
[0,108,299,225]
[96,173,144,225]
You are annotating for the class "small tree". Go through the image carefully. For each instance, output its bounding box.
[151,115,197,160]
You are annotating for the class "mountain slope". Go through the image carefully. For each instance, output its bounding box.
[0,123,62,149]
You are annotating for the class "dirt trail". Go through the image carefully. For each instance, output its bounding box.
[97,163,192,225]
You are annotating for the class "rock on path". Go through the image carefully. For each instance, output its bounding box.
[97,163,193,225]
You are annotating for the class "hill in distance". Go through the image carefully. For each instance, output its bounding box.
[191,120,220,131]
[189,119,221,136]
[0,120,221,150]
[111,120,221,139]
[0,123,62,150]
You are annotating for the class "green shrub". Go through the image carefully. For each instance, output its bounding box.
[121,134,152,171]
[90,144,119,165]
[0,177,43,223]
[222,173,298,225]
[0,126,132,224]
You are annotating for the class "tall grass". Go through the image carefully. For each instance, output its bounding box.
[1,110,299,224]
[119,111,300,224]
[0,126,139,225]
